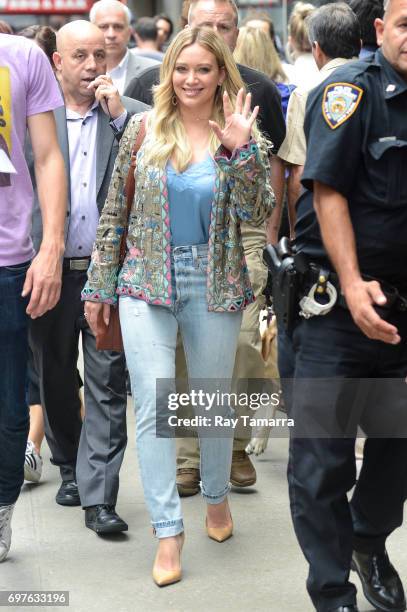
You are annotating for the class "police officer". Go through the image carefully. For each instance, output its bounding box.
[287,0,407,610]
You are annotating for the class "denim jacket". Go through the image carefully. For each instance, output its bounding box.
[82,112,275,312]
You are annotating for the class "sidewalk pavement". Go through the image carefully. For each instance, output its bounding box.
[1,403,406,612]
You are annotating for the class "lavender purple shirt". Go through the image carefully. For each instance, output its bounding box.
[0,34,63,266]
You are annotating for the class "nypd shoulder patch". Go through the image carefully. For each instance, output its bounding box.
[322,82,363,129]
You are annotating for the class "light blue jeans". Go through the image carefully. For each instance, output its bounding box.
[119,244,242,538]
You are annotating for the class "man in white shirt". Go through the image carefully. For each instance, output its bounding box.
[89,0,159,95]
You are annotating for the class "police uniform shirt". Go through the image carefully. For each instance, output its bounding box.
[299,49,407,288]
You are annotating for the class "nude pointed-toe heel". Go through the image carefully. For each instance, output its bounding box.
[152,566,182,587]
[205,517,233,543]
[152,533,184,587]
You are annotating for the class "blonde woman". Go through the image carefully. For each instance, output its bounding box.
[83,27,274,586]
[235,25,288,83]
[234,26,295,118]
[285,1,319,89]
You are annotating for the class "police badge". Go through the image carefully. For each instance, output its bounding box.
[322,82,363,129]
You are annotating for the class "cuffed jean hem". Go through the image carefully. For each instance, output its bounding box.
[201,483,231,505]
[152,519,184,539]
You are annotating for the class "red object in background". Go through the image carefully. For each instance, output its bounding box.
[0,0,93,13]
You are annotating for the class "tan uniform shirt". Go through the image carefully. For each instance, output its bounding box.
[278,58,353,166]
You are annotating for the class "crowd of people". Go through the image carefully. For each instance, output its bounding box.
[1,0,407,610]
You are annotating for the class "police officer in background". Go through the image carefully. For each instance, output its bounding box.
[286,0,407,610]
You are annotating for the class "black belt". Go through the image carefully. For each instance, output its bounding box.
[63,257,91,272]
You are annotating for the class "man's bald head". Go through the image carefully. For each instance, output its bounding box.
[53,20,106,105]
[56,20,105,53]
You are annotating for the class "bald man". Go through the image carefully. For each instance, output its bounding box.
[28,21,149,534]
[90,0,159,94]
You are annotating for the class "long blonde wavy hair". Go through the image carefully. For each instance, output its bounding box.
[234,26,288,83]
[143,27,265,173]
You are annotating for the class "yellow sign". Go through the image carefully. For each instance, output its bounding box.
[0,66,12,153]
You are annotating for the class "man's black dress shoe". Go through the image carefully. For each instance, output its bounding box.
[85,505,128,534]
[330,606,359,611]
[351,550,406,611]
[55,480,81,506]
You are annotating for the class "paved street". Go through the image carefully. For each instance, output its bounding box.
[2,403,406,612]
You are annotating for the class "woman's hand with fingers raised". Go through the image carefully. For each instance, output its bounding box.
[209,88,259,153]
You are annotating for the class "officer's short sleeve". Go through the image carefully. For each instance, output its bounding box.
[301,80,364,197]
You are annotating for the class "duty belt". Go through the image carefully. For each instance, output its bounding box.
[304,263,407,317]
[63,257,91,272]
[263,240,407,327]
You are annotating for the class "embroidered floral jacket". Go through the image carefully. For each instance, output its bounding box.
[82,113,275,312]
